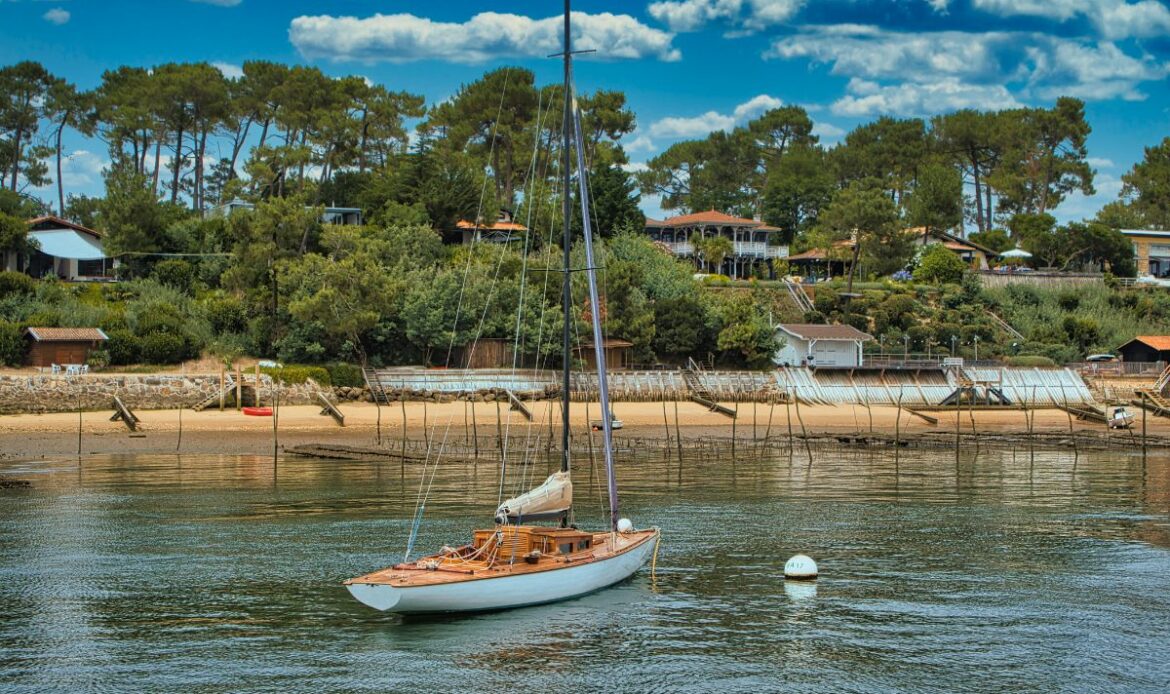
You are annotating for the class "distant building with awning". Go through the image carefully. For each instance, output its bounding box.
[1,216,115,281]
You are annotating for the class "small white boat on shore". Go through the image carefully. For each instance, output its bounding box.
[1108,406,1135,429]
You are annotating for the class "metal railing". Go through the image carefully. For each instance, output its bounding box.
[1071,361,1164,377]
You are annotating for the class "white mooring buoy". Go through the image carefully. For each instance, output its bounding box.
[784,554,818,580]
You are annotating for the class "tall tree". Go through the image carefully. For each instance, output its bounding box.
[0,61,54,191]
[762,145,836,243]
[1119,136,1170,229]
[43,79,96,214]
[993,98,1094,216]
[820,181,904,294]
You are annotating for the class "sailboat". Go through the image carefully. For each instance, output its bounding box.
[343,1,660,614]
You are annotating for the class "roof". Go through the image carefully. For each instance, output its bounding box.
[28,229,106,260]
[777,324,873,341]
[27,215,102,239]
[1121,228,1170,238]
[786,248,829,261]
[905,226,996,255]
[24,327,109,342]
[456,219,528,232]
[1121,336,1170,351]
[658,210,761,228]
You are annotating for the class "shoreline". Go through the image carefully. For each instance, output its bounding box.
[2,401,1167,460]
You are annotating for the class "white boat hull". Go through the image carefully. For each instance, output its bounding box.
[346,531,658,614]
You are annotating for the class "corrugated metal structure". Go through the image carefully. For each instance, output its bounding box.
[363,366,1095,407]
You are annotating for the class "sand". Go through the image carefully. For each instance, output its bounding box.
[0,399,1163,459]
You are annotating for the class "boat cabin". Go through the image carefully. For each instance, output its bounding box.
[473,526,594,561]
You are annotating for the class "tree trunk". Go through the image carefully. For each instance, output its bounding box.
[55,121,67,214]
[985,180,993,228]
[228,117,252,179]
[9,123,23,190]
[971,153,985,234]
[196,128,209,216]
[171,123,184,204]
[258,118,270,149]
[151,136,163,197]
[846,235,862,295]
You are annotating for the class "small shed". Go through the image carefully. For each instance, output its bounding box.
[451,338,517,369]
[1117,336,1170,363]
[23,327,109,367]
[774,323,873,368]
[575,339,634,370]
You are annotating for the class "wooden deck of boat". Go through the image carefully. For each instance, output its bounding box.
[345,528,656,587]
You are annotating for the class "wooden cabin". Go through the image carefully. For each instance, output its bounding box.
[451,338,516,369]
[473,526,595,562]
[575,339,634,370]
[1117,336,1170,363]
[23,327,108,367]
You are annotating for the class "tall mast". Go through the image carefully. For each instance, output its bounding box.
[560,0,572,479]
[564,7,621,531]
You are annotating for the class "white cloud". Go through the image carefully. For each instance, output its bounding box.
[767,25,1169,108]
[831,77,1023,117]
[648,0,805,32]
[621,161,650,174]
[733,94,783,119]
[42,8,69,25]
[650,110,735,138]
[190,0,243,6]
[623,134,657,153]
[811,120,845,142]
[926,0,951,11]
[648,93,782,138]
[1053,172,1124,223]
[1026,40,1169,100]
[972,0,1170,40]
[211,61,244,79]
[1087,157,1115,168]
[767,25,1013,83]
[289,11,680,63]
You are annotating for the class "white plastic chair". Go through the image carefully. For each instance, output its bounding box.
[51,364,61,375]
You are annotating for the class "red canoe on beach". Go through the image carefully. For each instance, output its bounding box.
[242,407,273,417]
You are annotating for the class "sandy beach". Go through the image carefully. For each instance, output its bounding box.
[0,399,1164,459]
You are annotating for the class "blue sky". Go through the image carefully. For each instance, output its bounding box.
[2,0,1168,226]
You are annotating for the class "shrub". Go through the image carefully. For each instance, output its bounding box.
[1006,355,1057,367]
[325,362,365,387]
[86,349,110,369]
[1056,291,1080,311]
[913,244,967,284]
[203,295,248,334]
[150,259,196,294]
[105,329,141,365]
[0,271,35,297]
[261,364,331,386]
[140,332,187,364]
[0,321,24,366]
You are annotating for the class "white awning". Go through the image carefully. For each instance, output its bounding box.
[29,229,107,260]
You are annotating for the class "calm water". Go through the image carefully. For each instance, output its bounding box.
[2,444,1169,693]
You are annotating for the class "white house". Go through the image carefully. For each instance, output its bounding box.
[1,215,115,281]
[774,323,873,368]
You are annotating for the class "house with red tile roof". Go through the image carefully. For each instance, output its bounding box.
[644,210,788,279]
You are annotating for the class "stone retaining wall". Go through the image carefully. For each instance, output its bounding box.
[0,374,322,415]
[0,375,556,415]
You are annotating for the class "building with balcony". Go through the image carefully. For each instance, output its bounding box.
[211,199,363,226]
[1120,229,1170,277]
[644,210,788,279]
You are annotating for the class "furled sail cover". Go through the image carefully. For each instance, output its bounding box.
[495,472,572,523]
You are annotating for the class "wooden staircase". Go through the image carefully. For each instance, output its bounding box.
[1133,363,1170,416]
[783,279,815,314]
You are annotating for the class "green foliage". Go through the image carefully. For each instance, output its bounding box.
[0,321,24,366]
[1120,136,1170,229]
[1005,355,1057,367]
[86,349,110,369]
[103,329,140,365]
[325,362,365,388]
[150,258,196,293]
[202,294,247,334]
[261,364,331,386]
[0,271,35,297]
[969,228,1013,253]
[139,332,186,364]
[913,244,967,284]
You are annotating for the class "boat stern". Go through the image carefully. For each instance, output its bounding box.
[344,579,402,612]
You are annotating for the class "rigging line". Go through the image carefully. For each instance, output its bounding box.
[570,78,621,530]
[405,67,513,559]
[500,89,549,505]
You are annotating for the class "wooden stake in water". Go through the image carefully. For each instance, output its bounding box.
[176,402,183,452]
[76,386,82,457]
[471,398,479,459]
[662,398,671,446]
[731,396,738,461]
[793,392,813,464]
[673,397,683,465]
[784,386,794,456]
[400,394,407,476]
[1141,390,1148,459]
[764,393,775,443]
[272,387,279,466]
